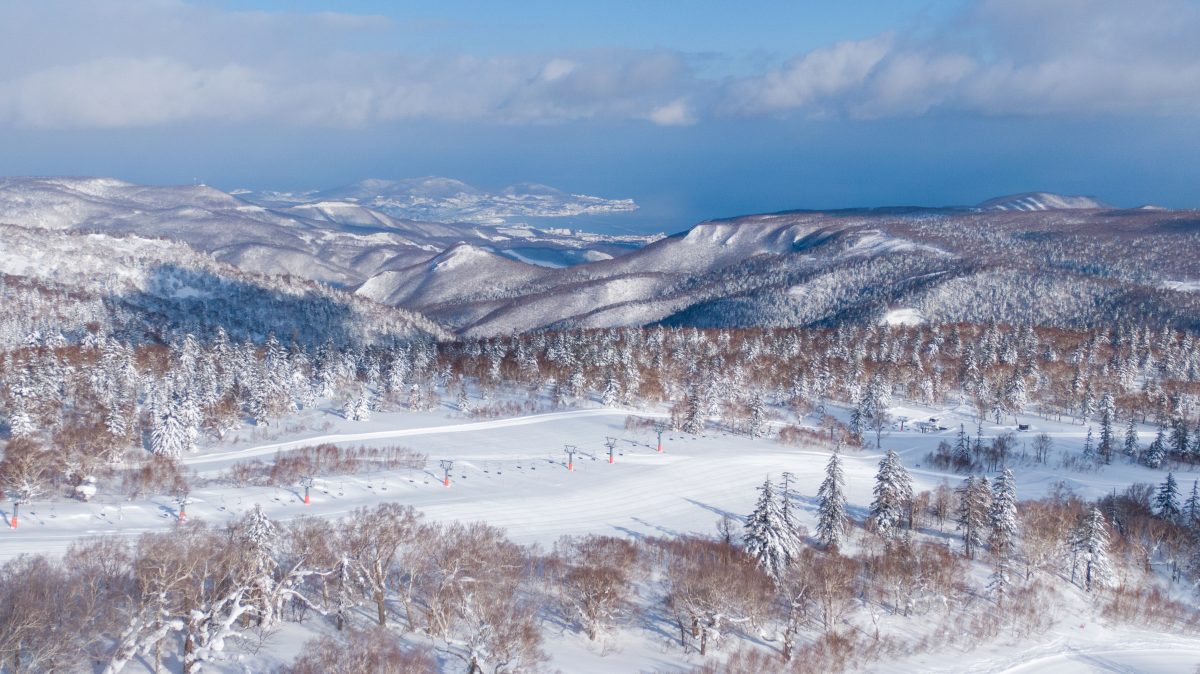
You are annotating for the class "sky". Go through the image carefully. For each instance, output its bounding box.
[1,0,1198,231]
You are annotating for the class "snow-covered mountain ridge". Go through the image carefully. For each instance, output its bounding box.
[236,176,639,224]
[3,177,1198,337]
[0,176,658,288]
[976,191,1111,211]
[353,205,1200,336]
[0,223,447,348]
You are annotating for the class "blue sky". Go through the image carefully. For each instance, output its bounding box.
[1,0,1197,231]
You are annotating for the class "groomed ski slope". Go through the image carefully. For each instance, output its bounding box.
[3,403,1200,673]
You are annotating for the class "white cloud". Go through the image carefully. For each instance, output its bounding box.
[647,99,696,126]
[0,0,1196,128]
[728,0,1200,119]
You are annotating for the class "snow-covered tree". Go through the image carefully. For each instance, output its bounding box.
[234,504,280,626]
[778,471,802,552]
[601,376,620,407]
[815,452,848,550]
[342,390,372,421]
[1081,427,1096,463]
[455,385,471,414]
[746,392,767,438]
[1002,372,1027,423]
[6,376,36,438]
[955,476,991,559]
[1184,480,1200,527]
[870,450,913,544]
[743,477,795,581]
[1097,392,1115,464]
[988,468,1019,560]
[150,388,196,458]
[1070,508,1113,592]
[1153,473,1181,521]
[952,424,972,469]
[1144,428,1167,468]
[1122,417,1140,461]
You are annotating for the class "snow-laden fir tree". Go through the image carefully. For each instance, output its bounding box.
[870,449,913,544]
[236,504,280,625]
[150,387,196,458]
[343,390,372,421]
[1170,417,1190,457]
[955,476,991,559]
[6,388,35,439]
[1184,480,1200,527]
[952,424,972,469]
[1002,372,1027,424]
[1153,472,1181,521]
[1081,427,1095,463]
[1143,428,1167,468]
[743,476,796,581]
[746,391,767,438]
[1122,417,1140,461]
[1070,507,1113,592]
[778,471,802,551]
[815,452,849,550]
[1097,392,1115,464]
[601,376,620,407]
[455,385,471,414]
[681,386,704,435]
[988,468,1019,560]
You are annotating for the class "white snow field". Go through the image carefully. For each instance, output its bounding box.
[4,402,1200,673]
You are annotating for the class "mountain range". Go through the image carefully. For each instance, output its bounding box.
[236,176,639,225]
[1,176,1197,339]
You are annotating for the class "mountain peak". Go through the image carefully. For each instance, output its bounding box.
[977,191,1111,212]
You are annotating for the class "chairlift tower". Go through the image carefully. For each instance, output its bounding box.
[301,475,315,505]
[439,459,454,488]
[175,494,191,524]
[564,445,578,471]
[605,436,617,464]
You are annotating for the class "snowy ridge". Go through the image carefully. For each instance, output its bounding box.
[977,191,1111,211]
[291,176,640,224]
[0,223,448,347]
[0,176,659,296]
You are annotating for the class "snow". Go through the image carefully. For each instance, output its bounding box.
[978,192,1111,212]
[5,395,1200,673]
[1161,279,1200,292]
[882,307,926,326]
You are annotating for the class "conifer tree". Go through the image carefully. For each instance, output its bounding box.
[870,449,913,544]
[1154,473,1181,521]
[746,392,767,438]
[1097,392,1115,464]
[743,477,795,581]
[1144,428,1167,468]
[1184,480,1200,527]
[1122,417,1140,461]
[150,387,195,458]
[1170,417,1190,457]
[955,476,991,559]
[952,424,972,470]
[1070,507,1113,592]
[815,453,848,550]
[988,468,1019,560]
[778,471,803,551]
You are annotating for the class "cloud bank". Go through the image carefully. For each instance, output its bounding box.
[0,0,1196,129]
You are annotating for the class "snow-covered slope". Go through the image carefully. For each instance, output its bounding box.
[977,191,1111,211]
[0,176,657,293]
[0,223,447,347]
[273,176,640,224]
[353,205,1200,335]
